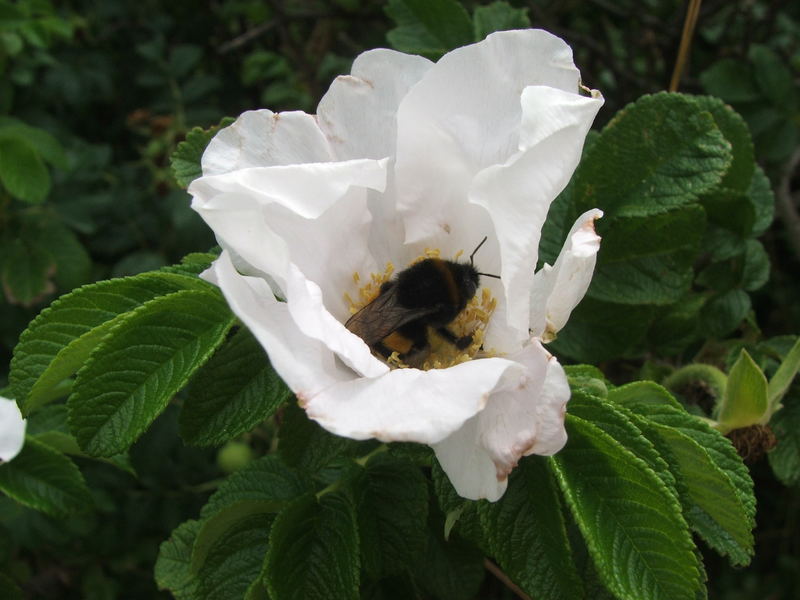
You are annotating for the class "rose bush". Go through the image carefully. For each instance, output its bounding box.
[189,29,603,500]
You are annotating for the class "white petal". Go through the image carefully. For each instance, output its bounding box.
[530,209,603,341]
[471,86,603,345]
[317,49,433,161]
[190,159,388,316]
[433,340,569,501]
[0,396,26,463]
[303,357,524,445]
[394,29,585,246]
[204,253,374,398]
[202,110,333,176]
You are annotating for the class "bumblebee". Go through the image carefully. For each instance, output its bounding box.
[345,239,498,366]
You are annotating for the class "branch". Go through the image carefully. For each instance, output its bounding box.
[483,558,533,600]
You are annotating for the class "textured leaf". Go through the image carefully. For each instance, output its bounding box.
[68,288,235,456]
[155,519,201,600]
[415,522,485,600]
[590,205,706,305]
[181,327,292,446]
[385,0,473,57]
[473,2,530,40]
[747,166,775,236]
[478,456,582,600]
[699,59,759,103]
[571,92,732,220]
[551,414,702,600]
[195,508,274,600]
[1,237,53,305]
[611,387,756,528]
[356,453,428,577]
[698,289,751,339]
[200,455,311,519]
[10,271,206,414]
[741,239,770,292]
[277,401,364,473]
[768,390,800,487]
[0,437,92,517]
[265,492,360,600]
[171,117,235,188]
[0,136,50,203]
[550,298,654,363]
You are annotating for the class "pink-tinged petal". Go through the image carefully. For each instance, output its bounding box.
[318,49,433,161]
[471,87,603,343]
[204,253,377,399]
[202,110,333,176]
[0,396,26,463]
[433,340,569,501]
[530,209,603,341]
[394,29,584,246]
[303,357,524,445]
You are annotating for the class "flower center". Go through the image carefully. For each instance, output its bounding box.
[344,249,497,370]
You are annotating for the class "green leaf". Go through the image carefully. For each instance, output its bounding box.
[10,272,207,415]
[385,0,473,58]
[68,288,235,456]
[0,573,23,600]
[265,492,360,600]
[698,289,751,339]
[551,414,702,600]
[608,385,754,565]
[550,298,653,363]
[693,96,755,192]
[0,437,92,517]
[180,327,292,446]
[0,136,50,203]
[355,453,428,578]
[278,401,363,473]
[767,336,800,409]
[473,2,530,40]
[171,117,235,188]
[611,388,756,527]
[1,237,54,306]
[0,119,67,169]
[200,455,311,519]
[768,390,800,487]
[747,166,775,236]
[590,205,706,305]
[192,500,277,576]
[749,45,797,107]
[718,349,769,432]
[415,521,485,600]
[478,456,583,600]
[741,239,770,292]
[571,93,732,220]
[155,519,201,600]
[699,59,760,104]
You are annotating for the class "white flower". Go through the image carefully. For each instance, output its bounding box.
[0,396,26,463]
[190,29,603,501]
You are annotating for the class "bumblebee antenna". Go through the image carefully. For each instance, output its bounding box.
[469,237,488,267]
[470,237,501,279]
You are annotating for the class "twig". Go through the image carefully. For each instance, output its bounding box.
[777,148,800,262]
[218,19,277,54]
[483,558,533,600]
[669,0,703,91]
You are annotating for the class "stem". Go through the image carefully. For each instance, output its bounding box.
[669,0,703,92]
[354,443,388,467]
[483,559,533,600]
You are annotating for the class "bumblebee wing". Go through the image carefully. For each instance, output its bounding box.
[345,283,437,346]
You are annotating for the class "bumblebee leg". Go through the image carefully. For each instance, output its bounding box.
[436,327,472,350]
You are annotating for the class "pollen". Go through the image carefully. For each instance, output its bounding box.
[345,251,497,371]
[345,262,394,314]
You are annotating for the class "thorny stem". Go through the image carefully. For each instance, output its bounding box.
[669,0,703,91]
[484,559,533,600]
[778,148,800,262]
